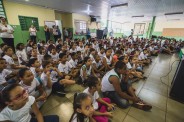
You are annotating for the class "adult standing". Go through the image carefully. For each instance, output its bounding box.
[101,61,152,110]
[29,25,37,43]
[109,29,114,37]
[103,27,108,39]
[0,17,15,52]
[52,25,58,42]
[44,25,50,43]
[57,26,61,39]
[86,28,91,40]
[63,28,68,42]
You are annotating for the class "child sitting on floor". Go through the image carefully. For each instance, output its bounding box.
[69,93,96,122]
[83,76,115,122]
[0,84,59,122]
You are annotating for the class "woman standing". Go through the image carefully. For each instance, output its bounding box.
[0,17,15,52]
[44,25,50,42]
[29,25,37,43]
[52,25,58,42]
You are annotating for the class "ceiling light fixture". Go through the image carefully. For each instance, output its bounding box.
[132,15,144,18]
[111,3,128,8]
[165,12,183,16]
[25,0,29,1]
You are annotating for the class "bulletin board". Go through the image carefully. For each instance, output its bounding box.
[18,16,39,31]
[44,21,55,28]
[133,23,145,35]
[162,28,184,37]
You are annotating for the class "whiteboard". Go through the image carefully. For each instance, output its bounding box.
[44,21,55,28]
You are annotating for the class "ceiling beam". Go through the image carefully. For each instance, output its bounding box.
[165,12,183,16]
[111,3,128,8]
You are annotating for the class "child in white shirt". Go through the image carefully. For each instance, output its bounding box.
[3,46,26,69]
[16,43,28,65]
[0,84,59,122]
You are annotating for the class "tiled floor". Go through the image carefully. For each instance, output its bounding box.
[40,54,184,122]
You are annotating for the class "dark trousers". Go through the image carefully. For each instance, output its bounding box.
[45,34,50,43]
[30,115,59,122]
[54,35,58,42]
[103,34,107,39]
[86,35,91,39]
[52,81,65,93]
[64,36,68,41]
[1,38,15,52]
[30,36,37,43]
[102,82,130,109]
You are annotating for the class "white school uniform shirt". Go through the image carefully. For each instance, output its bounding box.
[58,61,72,74]
[26,46,32,54]
[70,48,77,53]
[68,58,78,68]
[19,78,40,96]
[37,54,44,63]
[50,71,59,83]
[89,54,95,62]
[71,114,89,122]
[83,87,99,110]
[0,96,35,122]
[30,67,38,78]
[126,62,132,70]
[40,72,49,87]
[77,46,84,53]
[0,24,14,38]
[49,53,59,61]
[103,55,112,65]
[40,71,58,84]
[139,52,145,60]
[92,60,102,68]
[149,46,154,51]
[80,65,92,81]
[0,69,12,85]
[16,49,28,64]
[98,52,105,60]
[3,55,15,69]
[92,43,99,52]
[29,28,36,36]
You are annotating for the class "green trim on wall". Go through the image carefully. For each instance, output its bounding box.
[152,31,184,41]
[152,31,162,36]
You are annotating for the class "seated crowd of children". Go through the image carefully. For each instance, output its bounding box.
[0,36,183,122]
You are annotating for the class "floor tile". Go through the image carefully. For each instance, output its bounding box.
[166,98,184,122]
[44,100,73,122]
[123,115,140,122]
[40,94,68,113]
[110,107,127,122]
[143,81,168,97]
[132,80,145,95]
[128,106,165,122]
[138,88,167,111]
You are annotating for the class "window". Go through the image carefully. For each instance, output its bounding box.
[75,20,87,34]
[0,0,7,19]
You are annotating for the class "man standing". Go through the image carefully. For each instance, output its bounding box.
[63,28,68,42]
[103,27,108,39]
[101,61,152,110]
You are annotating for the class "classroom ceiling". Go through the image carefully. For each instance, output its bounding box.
[7,0,184,22]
